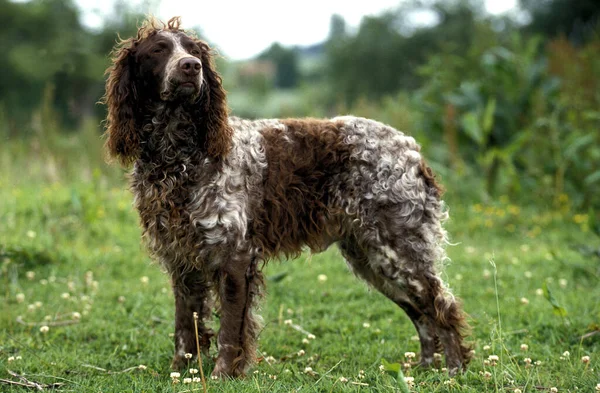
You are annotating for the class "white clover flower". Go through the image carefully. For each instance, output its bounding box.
[27,304,36,312]
[297,349,305,356]
[514,389,522,393]
[284,319,292,325]
[483,371,492,379]
[303,366,313,373]
[40,325,49,333]
[550,388,557,393]
[26,271,35,280]
[7,356,15,362]
[16,293,25,303]
[535,288,544,296]
[302,338,310,344]
[170,372,181,378]
[520,343,528,351]
[184,353,193,359]
[210,375,218,380]
[559,279,567,288]
[404,352,416,359]
[61,292,70,299]
[265,356,275,363]
[72,312,81,320]
[138,365,147,370]
[189,368,198,374]
[595,383,600,391]
[562,351,570,357]
[317,274,328,282]
[27,230,36,239]
[483,345,491,351]
[140,276,149,284]
[307,333,316,340]
[520,297,529,305]
[192,377,201,383]
[404,376,415,386]
[339,376,348,383]
[183,378,192,384]
[581,355,590,364]
[362,322,370,328]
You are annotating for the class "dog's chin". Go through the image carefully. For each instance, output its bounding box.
[160,82,200,102]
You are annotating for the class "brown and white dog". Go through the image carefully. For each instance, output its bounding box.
[103,17,471,378]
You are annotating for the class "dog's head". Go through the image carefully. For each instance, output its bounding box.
[103,17,231,165]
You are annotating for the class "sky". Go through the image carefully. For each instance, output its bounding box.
[75,0,518,60]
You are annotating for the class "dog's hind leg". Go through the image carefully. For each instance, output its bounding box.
[338,237,439,368]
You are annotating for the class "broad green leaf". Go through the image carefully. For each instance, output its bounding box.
[482,98,496,135]
[381,359,410,393]
[543,283,568,317]
[461,112,484,146]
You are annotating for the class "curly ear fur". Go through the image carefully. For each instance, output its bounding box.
[103,43,140,166]
[197,41,233,160]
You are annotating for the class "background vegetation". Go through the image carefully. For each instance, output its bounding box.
[1,0,599,391]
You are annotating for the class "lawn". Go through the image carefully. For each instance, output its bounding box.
[1,131,599,392]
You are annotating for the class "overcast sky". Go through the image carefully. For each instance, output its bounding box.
[75,0,518,60]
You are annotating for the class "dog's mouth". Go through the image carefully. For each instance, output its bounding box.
[161,80,201,101]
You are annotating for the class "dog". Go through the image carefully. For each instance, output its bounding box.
[102,16,471,378]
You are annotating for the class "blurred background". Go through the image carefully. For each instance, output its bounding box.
[1,0,599,210]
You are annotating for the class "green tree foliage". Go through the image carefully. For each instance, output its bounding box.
[521,0,600,43]
[325,0,485,105]
[259,43,299,89]
[0,0,141,134]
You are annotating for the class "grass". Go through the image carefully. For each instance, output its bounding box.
[1,128,599,392]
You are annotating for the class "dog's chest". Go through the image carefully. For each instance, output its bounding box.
[131,164,250,265]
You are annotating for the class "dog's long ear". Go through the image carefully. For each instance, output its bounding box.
[198,41,232,160]
[102,42,140,166]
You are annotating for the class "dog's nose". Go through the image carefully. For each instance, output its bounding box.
[179,58,201,76]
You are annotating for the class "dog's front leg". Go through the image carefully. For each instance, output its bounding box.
[170,268,215,370]
[212,255,263,378]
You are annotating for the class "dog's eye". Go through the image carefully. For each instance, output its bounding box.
[190,49,201,56]
[153,48,163,54]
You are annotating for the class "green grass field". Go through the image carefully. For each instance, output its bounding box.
[1,131,599,392]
